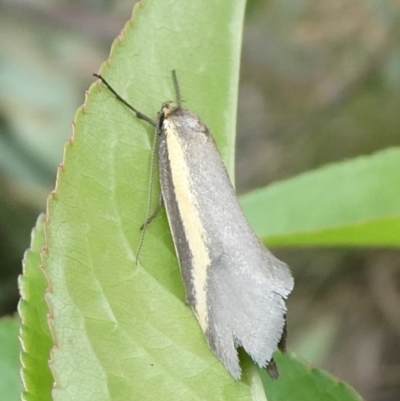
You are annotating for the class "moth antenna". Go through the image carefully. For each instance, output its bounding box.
[92,72,161,263]
[172,70,182,108]
[135,122,161,264]
[93,73,157,127]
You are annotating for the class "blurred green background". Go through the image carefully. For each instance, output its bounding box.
[1,0,400,400]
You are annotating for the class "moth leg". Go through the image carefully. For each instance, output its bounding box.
[140,195,164,230]
[277,317,288,352]
[265,316,288,380]
[265,358,279,380]
[135,195,164,265]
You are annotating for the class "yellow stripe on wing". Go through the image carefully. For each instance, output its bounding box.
[164,121,210,332]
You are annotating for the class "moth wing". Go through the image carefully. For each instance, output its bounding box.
[205,244,293,379]
[159,108,294,379]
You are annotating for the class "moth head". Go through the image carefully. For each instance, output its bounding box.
[162,101,178,118]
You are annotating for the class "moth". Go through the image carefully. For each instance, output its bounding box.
[94,71,294,380]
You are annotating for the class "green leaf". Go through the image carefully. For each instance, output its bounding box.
[0,317,22,401]
[19,213,53,401]
[262,353,363,401]
[42,1,268,400]
[241,148,400,247]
